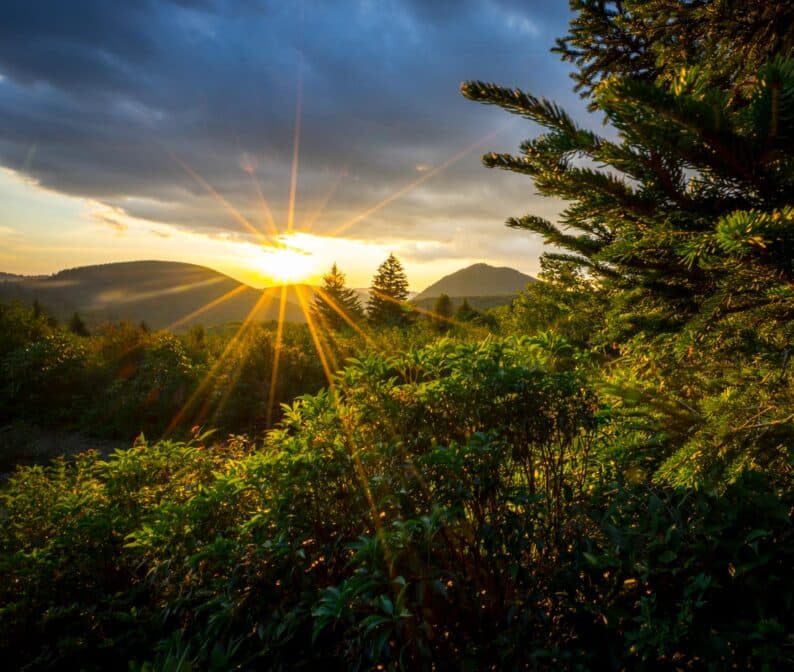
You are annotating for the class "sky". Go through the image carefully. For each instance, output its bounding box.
[0,0,591,290]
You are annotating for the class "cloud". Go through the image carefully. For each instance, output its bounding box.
[91,206,129,234]
[0,0,586,256]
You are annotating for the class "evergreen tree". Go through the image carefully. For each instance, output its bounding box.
[68,311,90,337]
[432,294,453,332]
[462,59,794,344]
[455,298,478,322]
[368,254,411,327]
[462,20,794,485]
[32,298,58,328]
[311,263,364,331]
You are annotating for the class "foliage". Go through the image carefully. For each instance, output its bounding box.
[1,331,91,427]
[555,0,794,106]
[0,300,53,360]
[1,339,792,670]
[462,46,794,487]
[497,256,606,349]
[1,3,793,670]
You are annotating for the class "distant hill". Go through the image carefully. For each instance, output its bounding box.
[0,261,308,330]
[413,263,535,303]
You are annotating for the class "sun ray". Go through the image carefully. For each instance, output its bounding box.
[265,285,289,428]
[300,167,347,232]
[289,283,396,569]
[286,61,303,234]
[329,125,506,238]
[201,318,261,428]
[312,286,380,349]
[247,169,278,237]
[94,277,227,307]
[168,149,266,242]
[297,288,382,521]
[298,289,341,374]
[295,285,336,387]
[165,289,275,434]
[165,284,249,332]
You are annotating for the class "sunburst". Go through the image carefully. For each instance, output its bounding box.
[160,63,502,440]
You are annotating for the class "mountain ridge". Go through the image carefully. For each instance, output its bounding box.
[0,260,309,330]
[414,262,535,301]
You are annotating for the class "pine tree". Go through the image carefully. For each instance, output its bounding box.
[311,263,364,331]
[456,298,478,322]
[32,298,58,328]
[461,59,794,344]
[462,16,794,486]
[368,254,411,327]
[68,311,90,337]
[433,294,453,332]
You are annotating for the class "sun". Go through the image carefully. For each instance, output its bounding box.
[256,244,316,284]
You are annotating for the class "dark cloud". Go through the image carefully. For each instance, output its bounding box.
[0,0,586,259]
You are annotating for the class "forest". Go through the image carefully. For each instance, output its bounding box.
[1,1,793,670]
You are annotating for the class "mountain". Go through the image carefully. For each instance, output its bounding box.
[413,263,535,302]
[0,261,308,330]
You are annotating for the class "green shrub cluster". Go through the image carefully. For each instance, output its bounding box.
[0,305,347,443]
[1,338,791,669]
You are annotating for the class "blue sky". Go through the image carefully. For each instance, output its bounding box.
[0,0,590,288]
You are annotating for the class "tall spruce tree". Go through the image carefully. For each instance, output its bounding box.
[68,311,90,337]
[462,9,794,486]
[311,263,364,331]
[368,254,411,327]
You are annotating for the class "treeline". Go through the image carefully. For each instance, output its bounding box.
[0,286,496,459]
[0,302,329,444]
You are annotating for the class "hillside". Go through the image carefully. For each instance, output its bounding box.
[413,263,534,302]
[0,261,307,329]
[412,295,516,313]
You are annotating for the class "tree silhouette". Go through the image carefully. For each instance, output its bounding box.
[368,254,411,327]
[311,263,363,331]
[433,294,453,332]
[456,298,477,322]
[68,311,90,337]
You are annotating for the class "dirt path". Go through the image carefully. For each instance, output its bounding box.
[0,423,127,482]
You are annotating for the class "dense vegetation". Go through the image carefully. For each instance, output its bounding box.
[0,296,465,473]
[1,1,792,669]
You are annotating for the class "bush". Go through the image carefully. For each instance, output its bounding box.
[0,332,91,426]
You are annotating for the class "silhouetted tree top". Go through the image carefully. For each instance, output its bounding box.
[312,263,363,331]
[433,294,454,332]
[368,254,411,327]
[68,311,90,337]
